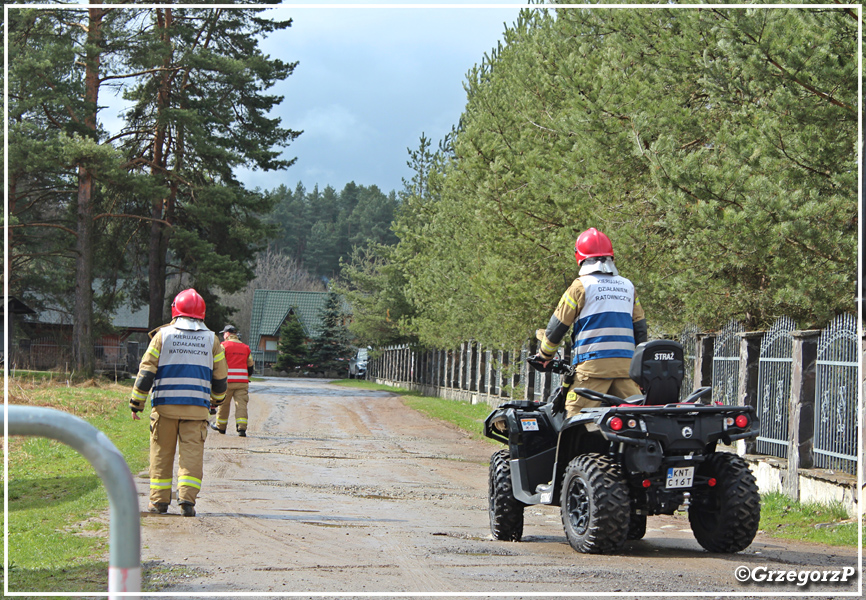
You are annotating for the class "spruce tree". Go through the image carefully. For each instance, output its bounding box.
[274,313,307,373]
[308,292,354,374]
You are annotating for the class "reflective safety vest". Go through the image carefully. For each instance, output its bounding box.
[223,339,251,384]
[152,324,216,409]
[572,274,637,365]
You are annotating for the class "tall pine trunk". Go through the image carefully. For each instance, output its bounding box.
[72,5,104,377]
[147,8,174,331]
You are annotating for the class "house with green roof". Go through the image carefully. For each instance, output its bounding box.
[249,289,350,369]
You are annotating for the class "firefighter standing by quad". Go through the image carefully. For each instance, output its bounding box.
[211,324,254,437]
[536,227,648,417]
[128,289,228,517]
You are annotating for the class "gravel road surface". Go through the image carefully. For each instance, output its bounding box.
[135,377,860,598]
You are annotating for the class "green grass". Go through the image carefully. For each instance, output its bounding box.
[4,369,67,383]
[5,378,150,593]
[759,491,858,547]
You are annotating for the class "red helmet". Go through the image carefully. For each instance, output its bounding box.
[574,227,614,264]
[171,288,206,320]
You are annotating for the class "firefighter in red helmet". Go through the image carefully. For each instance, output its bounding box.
[128,288,228,516]
[536,228,648,417]
[211,324,254,437]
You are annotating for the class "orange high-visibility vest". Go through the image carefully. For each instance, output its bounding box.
[223,339,251,384]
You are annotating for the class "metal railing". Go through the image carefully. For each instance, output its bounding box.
[813,313,859,473]
[4,405,141,598]
[755,316,796,459]
[369,314,859,474]
[712,320,744,405]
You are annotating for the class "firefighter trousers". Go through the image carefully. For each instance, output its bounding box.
[149,413,208,505]
[215,383,249,432]
[565,375,641,418]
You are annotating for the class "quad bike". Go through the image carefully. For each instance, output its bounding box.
[483,340,761,554]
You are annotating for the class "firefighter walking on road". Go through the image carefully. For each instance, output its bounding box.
[128,289,228,517]
[211,324,254,437]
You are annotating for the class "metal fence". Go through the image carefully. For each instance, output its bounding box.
[813,313,859,473]
[10,338,144,375]
[712,320,744,405]
[755,316,796,459]
[369,314,859,475]
[678,324,698,401]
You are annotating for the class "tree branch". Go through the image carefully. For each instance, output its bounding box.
[93,213,173,227]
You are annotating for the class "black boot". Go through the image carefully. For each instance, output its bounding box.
[179,501,196,517]
[147,502,169,514]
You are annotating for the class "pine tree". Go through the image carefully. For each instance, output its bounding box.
[307,292,354,374]
[274,312,307,373]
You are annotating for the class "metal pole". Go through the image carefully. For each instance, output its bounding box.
[3,405,141,597]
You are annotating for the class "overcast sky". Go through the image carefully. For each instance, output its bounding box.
[234,1,528,195]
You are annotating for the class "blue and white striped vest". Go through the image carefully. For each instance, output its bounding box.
[571,274,637,365]
[152,324,215,409]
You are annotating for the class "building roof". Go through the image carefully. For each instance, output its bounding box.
[4,297,36,316]
[20,284,149,331]
[249,290,333,352]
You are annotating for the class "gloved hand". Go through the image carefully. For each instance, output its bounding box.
[527,353,553,372]
[130,398,144,420]
[208,404,217,415]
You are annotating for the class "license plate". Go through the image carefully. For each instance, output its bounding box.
[666,466,694,489]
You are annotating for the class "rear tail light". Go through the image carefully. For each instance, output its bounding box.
[642,479,652,488]
[708,478,717,487]
[735,414,749,428]
[608,417,624,431]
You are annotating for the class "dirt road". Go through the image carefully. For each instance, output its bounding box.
[135,377,860,597]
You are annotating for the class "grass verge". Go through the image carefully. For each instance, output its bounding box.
[5,376,150,593]
[758,491,858,547]
[337,378,858,547]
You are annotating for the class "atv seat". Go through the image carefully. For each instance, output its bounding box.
[629,340,685,405]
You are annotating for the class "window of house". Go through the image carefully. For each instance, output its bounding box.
[265,340,278,351]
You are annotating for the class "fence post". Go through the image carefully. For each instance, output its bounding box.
[4,405,141,597]
[524,338,537,402]
[694,333,715,390]
[469,342,478,392]
[477,347,487,399]
[458,342,466,390]
[500,350,510,398]
[787,330,820,500]
[737,332,763,454]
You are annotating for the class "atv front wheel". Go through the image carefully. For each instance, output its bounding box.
[560,453,630,553]
[489,449,525,541]
[688,452,760,552]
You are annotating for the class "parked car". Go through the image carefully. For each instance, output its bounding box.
[348,347,369,379]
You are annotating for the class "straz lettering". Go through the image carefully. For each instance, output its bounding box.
[654,352,675,361]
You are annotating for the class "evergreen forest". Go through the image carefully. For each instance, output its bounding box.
[7,4,859,374]
[341,5,859,351]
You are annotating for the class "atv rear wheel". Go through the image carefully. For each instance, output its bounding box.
[560,453,629,553]
[489,449,525,541]
[689,452,760,552]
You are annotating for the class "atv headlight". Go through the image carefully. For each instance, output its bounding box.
[491,417,507,433]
